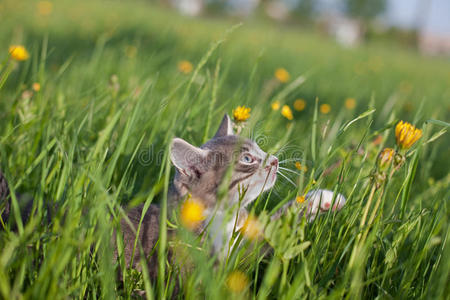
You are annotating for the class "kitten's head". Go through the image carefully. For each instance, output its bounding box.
[170,114,278,208]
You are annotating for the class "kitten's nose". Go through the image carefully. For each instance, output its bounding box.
[269,156,278,168]
[271,157,278,167]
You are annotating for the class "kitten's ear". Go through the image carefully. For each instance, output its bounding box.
[214,114,234,138]
[170,138,208,177]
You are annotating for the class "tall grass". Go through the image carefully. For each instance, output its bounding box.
[0,0,449,298]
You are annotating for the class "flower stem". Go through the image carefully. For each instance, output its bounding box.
[360,184,377,229]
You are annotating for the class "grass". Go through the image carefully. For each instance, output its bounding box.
[0,0,449,298]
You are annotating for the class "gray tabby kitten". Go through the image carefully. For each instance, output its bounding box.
[118,114,279,274]
[118,114,346,273]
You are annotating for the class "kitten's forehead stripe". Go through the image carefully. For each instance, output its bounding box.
[235,164,258,173]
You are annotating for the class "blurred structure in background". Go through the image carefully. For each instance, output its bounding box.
[167,0,450,55]
[172,0,204,16]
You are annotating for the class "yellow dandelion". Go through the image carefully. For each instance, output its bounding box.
[294,99,306,111]
[9,45,29,61]
[295,161,307,172]
[226,270,249,293]
[271,100,280,111]
[377,148,395,170]
[296,195,305,204]
[395,121,422,150]
[180,198,205,230]
[274,68,290,83]
[232,106,251,122]
[319,104,331,114]
[32,83,41,92]
[178,60,193,74]
[345,98,356,110]
[37,1,53,16]
[281,105,293,120]
[240,215,262,241]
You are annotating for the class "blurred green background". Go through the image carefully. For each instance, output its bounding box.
[1,0,449,180]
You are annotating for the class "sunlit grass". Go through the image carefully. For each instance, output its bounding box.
[0,0,449,299]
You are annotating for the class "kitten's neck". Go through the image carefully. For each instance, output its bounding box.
[168,182,185,205]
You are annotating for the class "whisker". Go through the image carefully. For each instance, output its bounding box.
[279,158,303,164]
[271,188,281,198]
[276,171,297,187]
[278,167,301,176]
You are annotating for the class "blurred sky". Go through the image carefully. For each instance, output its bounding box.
[386,0,450,35]
[318,0,450,35]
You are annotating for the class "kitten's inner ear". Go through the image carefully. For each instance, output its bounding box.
[170,138,208,177]
[213,114,234,138]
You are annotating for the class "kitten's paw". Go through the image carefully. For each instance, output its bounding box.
[271,189,346,222]
[305,189,346,221]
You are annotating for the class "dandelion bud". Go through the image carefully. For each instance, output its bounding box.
[393,152,406,170]
[377,148,395,170]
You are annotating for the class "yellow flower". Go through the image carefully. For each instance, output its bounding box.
[274,68,290,83]
[37,1,53,16]
[319,104,331,114]
[178,60,193,74]
[345,98,356,110]
[296,195,305,204]
[295,162,307,172]
[180,198,205,230]
[271,100,280,111]
[226,270,249,293]
[9,45,29,61]
[294,99,306,111]
[395,121,422,149]
[32,83,41,92]
[378,148,395,170]
[240,215,262,240]
[232,106,251,122]
[281,105,293,120]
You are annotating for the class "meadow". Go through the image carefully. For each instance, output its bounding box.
[0,0,449,298]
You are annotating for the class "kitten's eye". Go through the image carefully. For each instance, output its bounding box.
[241,154,254,164]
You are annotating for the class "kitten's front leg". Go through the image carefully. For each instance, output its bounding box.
[210,208,248,258]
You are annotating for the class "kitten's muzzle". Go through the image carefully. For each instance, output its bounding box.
[265,156,278,172]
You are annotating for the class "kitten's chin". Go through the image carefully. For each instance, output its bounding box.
[262,168,277,191]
